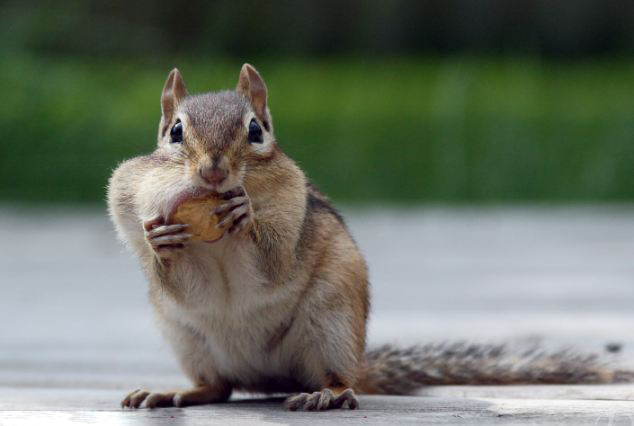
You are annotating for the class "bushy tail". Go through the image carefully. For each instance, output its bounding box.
[356,342,634,395]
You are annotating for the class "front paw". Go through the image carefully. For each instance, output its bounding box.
[143,216,191,259]
[214,189,254,236]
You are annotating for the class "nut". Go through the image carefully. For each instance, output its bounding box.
[171,196,226,242]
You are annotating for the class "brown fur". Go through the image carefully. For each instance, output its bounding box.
[108,65,631,412]
[109,65,368,411]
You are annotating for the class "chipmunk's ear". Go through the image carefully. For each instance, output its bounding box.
[236,64,271,129]
[160,68,188,132]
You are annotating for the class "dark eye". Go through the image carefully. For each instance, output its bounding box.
[170,119,183,143]
[247,118,263,144]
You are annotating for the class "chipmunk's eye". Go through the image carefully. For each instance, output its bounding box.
[170,119,183,143]
[247,118,263,144]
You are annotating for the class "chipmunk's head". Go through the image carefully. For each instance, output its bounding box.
[157,64,277,194]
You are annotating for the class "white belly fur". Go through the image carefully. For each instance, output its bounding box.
[154,235,306,387]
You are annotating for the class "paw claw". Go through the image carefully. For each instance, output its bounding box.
[302,392,321,411]
[213,196,247,215]
[284,392,308,411]
[129,390,150,408]
[121,388,140,408]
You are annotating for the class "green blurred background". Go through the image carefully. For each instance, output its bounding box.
[1,0,633,205]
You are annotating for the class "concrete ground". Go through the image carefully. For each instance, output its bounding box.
[1,205,634,425]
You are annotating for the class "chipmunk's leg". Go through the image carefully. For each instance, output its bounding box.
[284,270,366,411]
[121,313,233,410]
[284,374,359,411]
[143,216,191,259]
[121,381,232,409]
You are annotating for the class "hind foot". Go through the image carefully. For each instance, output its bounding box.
[121,384,231,409]
[284,387,359,411]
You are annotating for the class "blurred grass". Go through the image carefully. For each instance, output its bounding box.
[1,54,633,204]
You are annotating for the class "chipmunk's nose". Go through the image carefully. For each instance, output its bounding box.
[199,165,227,185]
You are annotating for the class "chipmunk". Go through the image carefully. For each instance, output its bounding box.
[108,64,632,411]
